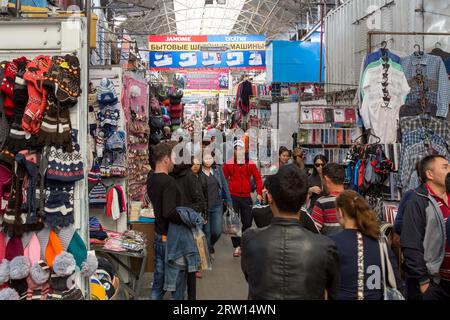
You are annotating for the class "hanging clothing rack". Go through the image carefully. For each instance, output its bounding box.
[367,31,450,53]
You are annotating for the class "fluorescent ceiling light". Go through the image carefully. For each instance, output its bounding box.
[114,15,128,21]
[174,0,245,35]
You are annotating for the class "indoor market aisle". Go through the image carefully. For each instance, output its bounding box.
[140,235,248,300]
[196,235,248,300]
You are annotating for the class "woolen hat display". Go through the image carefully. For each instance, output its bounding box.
[46,145,84,183]
[26,260,51,300]
[0,259,9,286]
[24,233,41,265]
[97,78,118,105]
[43,188,75,230]
[22,55,51,135]
[44,230,63,267]
[88,161,102,184]
[0,287,20,300]
[9,255,31,299]
[0,57,29,116]
[36,92,73,150]
[105,130,126,152]
[5,235,24,261]
[89,182,107,205]
[43,54,81,107]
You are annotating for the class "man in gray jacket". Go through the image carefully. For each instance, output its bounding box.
[401,155,450,300]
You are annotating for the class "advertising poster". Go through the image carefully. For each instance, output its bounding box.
[148,34,266,70]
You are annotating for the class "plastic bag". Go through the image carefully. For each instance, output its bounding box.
[193,228,212,271]
[222,206,242,237]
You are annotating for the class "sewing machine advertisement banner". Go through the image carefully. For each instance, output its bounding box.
[148,34,266,70]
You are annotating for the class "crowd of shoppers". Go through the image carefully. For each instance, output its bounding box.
[146,137,450,301]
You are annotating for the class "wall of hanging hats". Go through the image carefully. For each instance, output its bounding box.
[122,72,151,209]
[88,67,128,235]
[0,18,95,300]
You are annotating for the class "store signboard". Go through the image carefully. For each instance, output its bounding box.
[148,34,266,70]
[174,71,229,91]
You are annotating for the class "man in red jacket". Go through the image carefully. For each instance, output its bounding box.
[223,139,263,257]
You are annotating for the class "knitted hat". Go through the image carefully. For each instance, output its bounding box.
[22,55,51,135]
[9,255,31,299]
[105,130,125,152]
[89,183,107,205]
[36,92,73,150]
[0,287,19,300]
[0,259,9,285]
[52,252,76,277]
[97,78,118,105]
[88,161,102,184]
[24,233,41,265]
[90,277,107,300]
[5,235,24,261]
[0,233,5,261]
[43,189,75,230]
[43,54,81,106]
[46,145,84,183]
[0,164,11,217]
[0,149,15,171]
[110,153,126,177]
[0,57,29,117]
[45,230,63,267]
[67,232,87,270]
[98,104,120,128]
[26,260,50,300]
[95,130,105,158]
[89,216,102,231]
[48,252,84,300]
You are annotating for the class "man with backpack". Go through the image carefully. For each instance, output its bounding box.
[223,139,263,258]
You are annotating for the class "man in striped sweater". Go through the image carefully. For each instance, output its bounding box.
[311,163,345,236]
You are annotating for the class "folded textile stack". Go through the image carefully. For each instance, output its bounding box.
[89,216,108,243]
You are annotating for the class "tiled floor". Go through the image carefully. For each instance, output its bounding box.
[139,235,248,300]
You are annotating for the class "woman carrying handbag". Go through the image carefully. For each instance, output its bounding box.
[330,190,404,300]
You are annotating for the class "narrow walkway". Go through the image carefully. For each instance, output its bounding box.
[139,235,248,300]
[197,235,248,300]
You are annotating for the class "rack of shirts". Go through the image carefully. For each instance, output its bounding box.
[358,44,411,144]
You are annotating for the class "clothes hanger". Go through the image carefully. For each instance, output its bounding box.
[414,44,424,58]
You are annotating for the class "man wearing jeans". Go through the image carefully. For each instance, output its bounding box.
[146,142,186,300]
[223,140,263,257]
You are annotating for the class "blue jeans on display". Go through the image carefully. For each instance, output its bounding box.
[203,205,224,251]
[151,233,186,300]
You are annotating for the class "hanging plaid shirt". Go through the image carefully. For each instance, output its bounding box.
[400,114,450,147]
[401,53,450,118]
[400,138,450,190]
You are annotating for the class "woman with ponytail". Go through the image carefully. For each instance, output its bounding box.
[330,190,403,300]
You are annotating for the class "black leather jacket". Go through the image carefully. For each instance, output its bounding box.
[241,218,340,300]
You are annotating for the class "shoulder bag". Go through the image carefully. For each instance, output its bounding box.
[379,236,405,300]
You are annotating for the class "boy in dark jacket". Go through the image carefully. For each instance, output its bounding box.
[241,164,340,300]
[401,155,450,300]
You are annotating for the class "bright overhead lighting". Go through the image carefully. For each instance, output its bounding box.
[114,16,127,21]
[174,0,245,35]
